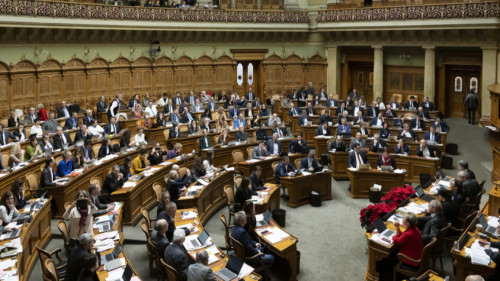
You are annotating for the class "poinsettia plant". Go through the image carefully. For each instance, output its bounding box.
[359,185,415,230]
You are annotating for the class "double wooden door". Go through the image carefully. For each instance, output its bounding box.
[235,60,261,99]
[349,62,374,102]
[446,65,481,118]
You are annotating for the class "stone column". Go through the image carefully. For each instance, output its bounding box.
[423,46,435,102]
[326,46,341,97]
[372,45,384,101]
[257,0,261,9]
[481,47,498,116]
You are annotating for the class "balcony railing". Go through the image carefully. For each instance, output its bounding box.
[0,0,310,23]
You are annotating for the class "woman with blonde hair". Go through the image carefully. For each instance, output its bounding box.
[37,103,48,121]
[215,106,227,122]
[7,111,19,128]
[8,143,22,168]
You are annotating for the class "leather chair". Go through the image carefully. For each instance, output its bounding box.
[56,220,70,255]
[37,246,67,281]
[432,223,451,271]
[219,213,233,253]
[223,184,240,227]
[160,258,179,281]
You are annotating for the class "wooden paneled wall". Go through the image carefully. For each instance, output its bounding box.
[0,53,326,117]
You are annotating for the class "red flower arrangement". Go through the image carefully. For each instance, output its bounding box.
[359,185,415,230]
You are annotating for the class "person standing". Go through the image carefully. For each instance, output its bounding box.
[464,88,479,125]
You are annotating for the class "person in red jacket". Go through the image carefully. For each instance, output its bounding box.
[393,213,424,267]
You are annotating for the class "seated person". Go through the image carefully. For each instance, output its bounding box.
[235,125,248,142]
[156,190,171,217]
[53,126,73,150]
[450,179,465,209]
[158,202,193,242]
[24,136,43,161]
[370,133,388,152]
[335,102,349,116]
[198,129,211,152]
[300,152,320,172]
[250,165,267,192]
[318,110,334,125]
[288,134,307,154]
[169,123,181,139]
[348,143,369,169]
[272,122,287,138]
[166,170,190,205]
[358,122,371,137]
[166,143,183,160]
[255,123,268,141]
[417,200,446,244]
[404,96,418,110]
[0,191,19,225]
[56,150,74,177]
[134,127,147,146]
[366,101,379,118]
[156,112,168,127]
[235,177,256,212]
[131,148,151,175]
[478,237,500,281]
[266,133,282,157]
[370,112,385,128]
[188,120,200,135]
[416,139,440,158]
[120,129,135,148]
[423,125,441,144]
[13,124,27,142]
[231,211,275,269]
[102,165,124,195]
[336,111,351,125]
[353,111,366,125]
[336,118,351,135]
[298,110,311,126]
[317,122,332,137]
[64,112,79,130]
[392,114,404,128]
[218,129,231,145]
[349,132,367,150]
[252,141,271,159]
[233,113,246,129]
[388,97,400,110]
[88,119,105,137]
[421,97,435,111]
[88,183,113,217]
[376,147,396,170]
[191,157,206,179]
[437,188,458,223]
[187,250,217,281]
[328,135,347,151]
[274,155,296,184]
[288,102,300,117]
[433,117,450,133]
[417,106,431,120]
[148,143,167,165]
[164,229,190,281]
[379,122,391,139]
[383,104,395,118]
[410,114,426,131]
[326,95,338,108]
[394,139,411,155]
[97,139,113,158]
[120,157,132,182]
[398,123,418,142]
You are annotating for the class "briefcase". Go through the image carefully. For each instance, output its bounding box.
[442,155,453,169]
[320,153,330,166]
[446,143,458,155]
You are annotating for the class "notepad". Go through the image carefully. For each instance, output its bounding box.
[122,182,136,188]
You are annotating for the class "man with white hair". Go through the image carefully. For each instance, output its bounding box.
[231,211,274,270]
[187,250,217,281]
[465,275,485,281]
[417,200,446,244]
[158,202,192,242]
[458,170,481,204]
[67,233,94,281]
[164,229,190,281]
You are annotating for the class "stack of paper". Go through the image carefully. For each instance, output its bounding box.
[122,181,136,188]
[465,240,491,266]
[370,233,392,246]
[246,159,260,163]
[190,245,220,265]
[387,214,403,225]
[93,231,119,241]
[399,202,428,214]
[182,211,198,220]
[158,161,172,166]
[394,169,405,174]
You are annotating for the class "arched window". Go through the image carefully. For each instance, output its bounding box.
[247,63,254,86]
[470,77,478,93]
[454,76,462,92]
[236,63,243,86]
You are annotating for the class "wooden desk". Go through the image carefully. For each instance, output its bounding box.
[174,209,262,281]
[290,115,320,135]
[110,154,194,225]
[235,154,304,182]
[329,152,439,184]
[5,198,52,281]
[406,270,444,281]
[280,171,332,208]
[347,169,405,198]
[254,219,299,281]
[493,146,500,182]
[487,183,500,216]
[178,170,234,225]
[254,183,281,215]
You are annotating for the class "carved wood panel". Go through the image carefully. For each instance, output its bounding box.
[153,68,174,94]
[263,55,284,95]
[0,75,9,117]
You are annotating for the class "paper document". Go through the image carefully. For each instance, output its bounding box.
[123,181,136,188]
[158,161,172,166]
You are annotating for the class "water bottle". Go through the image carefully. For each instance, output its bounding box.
[192,149,195,156]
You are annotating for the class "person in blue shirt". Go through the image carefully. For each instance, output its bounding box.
[64,111,79,130]
[233,113,246,130]
[337,118,351,135]
[56,150,74,177]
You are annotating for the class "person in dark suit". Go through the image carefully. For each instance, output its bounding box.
[479,239,500,281]
[169,109,182,123]
[166,170,190,205]
[395,139,411,155]
[416,139,440,158]
[0,124,17,145]
[64,112,79,130]
[366,102,379,118]
[458,171,481,203]
[353,111,366,125]
[300,152,319,172]
[411,115,426,131]
[250,166,267,192]
[24,106,38,125]
[420,96,435,111]
[12,124,27,142]
[288,134,307,154]
[255,123,268,141]
[74,125,92,144]
[245,87,255,101]
[173,92,183,108]
[163,99,175,115]
[319,110,334,125]
[181,107,196,124]
[76,253,99,281]
[423,126,441,144]
[288,103,300,117]
[417,200,447,244]
[437,188,458,223]
[370,134,388,152]
[150,219,169,256]
[388,97,400,110]
[53,126,73,150]
[97,139,113,158]
[40,156,63,190]
[274,155,296,184]
[104,117,121,135]
[164,229,190,281]
[379,122,391,139]
[392,114,404,128]
[187,250,218,281]
[398,123,418,141]
[450,179,465,209]
[158,202,192,244]
[96,96,107,113]
[458,160,476,180]
[326,96,338,108]
[298,110,311,126]
[169,123,180,139]
[198,129,211,153]
[383,104,395,118]
[88,184,112,217]
[101,165,124,195]
[337,111,352,125]
[67,233,94,281]
[231,211,275,268]
[80,139,93,163]
[235,177,256,211]
[370,113,385,128]
[316,122,332,136]
[266,133,282,157]
[417,106,431,120]
[57,101,71,118]
[235,125,248,142]
[404,96,418,110]
[328,135,347,151]
[128,94,141,109]
[433,117,450,133]
[82,110,94,127]
[348,143,369,169]
[376,147,396,170]
[464,89,479,124]
[335,102,349,116]
[251,141,271,159]
[272,122,287,138]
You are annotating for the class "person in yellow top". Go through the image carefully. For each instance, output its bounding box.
[131,148,151,175]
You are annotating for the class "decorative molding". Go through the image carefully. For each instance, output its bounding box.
[0,0,310,24]
[317,2,499,23]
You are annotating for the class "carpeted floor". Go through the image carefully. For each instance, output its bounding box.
[30,117,494,281]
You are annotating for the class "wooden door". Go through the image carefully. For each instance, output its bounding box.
[446,65,481,118]
[349,62,373,102]
[235,61,260,98]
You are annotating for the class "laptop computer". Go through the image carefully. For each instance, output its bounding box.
[312,166,323,173]
[187,230,210,249]
[15,203,37,224]
[373,219,394,239]
[414,185,434,202]
[101,242,122,265]
[478,215,498,236]
[215,256,244,281]
[438,169,448,181]
[98,221,113,233]
[256,210,272,227]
